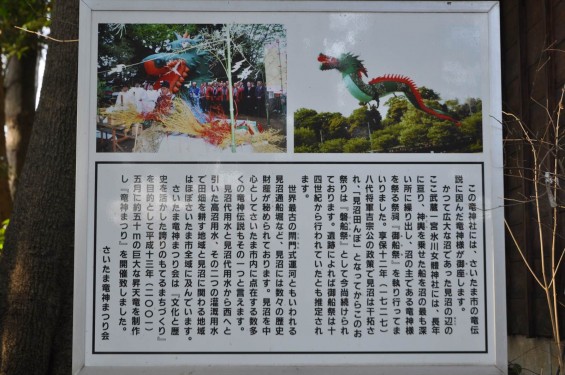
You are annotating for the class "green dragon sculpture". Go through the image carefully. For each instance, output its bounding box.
[318,52,460,126]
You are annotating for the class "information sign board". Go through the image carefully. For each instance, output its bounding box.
[74,1,505,374]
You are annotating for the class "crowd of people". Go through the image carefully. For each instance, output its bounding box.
[109,78,269,120]
[112,81,162,114]
[188,80,266,117]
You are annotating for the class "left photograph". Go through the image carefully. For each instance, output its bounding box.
[96,23,287,153]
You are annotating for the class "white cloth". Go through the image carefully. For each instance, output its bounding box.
[114,90,135,110]
[142,89,159,113]
[129,87,147,113]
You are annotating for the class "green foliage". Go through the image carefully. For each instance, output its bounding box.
[0,219,9,255]
[427,123,458,147]
[460,111,482,140]
[294,127,317,147]
[293,87,483,153]
[400,124,429,148]
[401,106,434,127]
[319,138,347,153]
[449,97,482,117]
[316,112,341,136]
[97,81,114,107]
[344,138,370,153]
[97,23,286,86]
[295,144,320,153]
[383,96,409,125]
[348,105,382,137]
[418,86,441,100]
[461,112,483,152]
[0,0,50,58]
[371,133,399,151]
[294,108,325,142]
[133,24,199,48]
[98,24,200,83]
[294,108,318,128]
[328,115,350,139]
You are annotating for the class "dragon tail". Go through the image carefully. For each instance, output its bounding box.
[369,74,461,126]
[404,90,461,126]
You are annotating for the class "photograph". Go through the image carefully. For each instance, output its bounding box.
[292,13,483,154]
[96,23,287,153]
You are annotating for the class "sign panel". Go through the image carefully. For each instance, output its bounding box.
[75,2,505,374]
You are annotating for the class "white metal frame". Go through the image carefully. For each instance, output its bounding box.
[74,1,505,374]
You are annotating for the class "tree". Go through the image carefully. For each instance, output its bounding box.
[460,111,483,139]
[0,0,50,201]
[348,105,381,138]
[0,0,77,373]
[294,127,317,148]
[319,138,346,153]
[343,137,370,153]
[0,56,11,221]
[327,114,349,139]
[228,23,286,73]
[399,123,428,149]
[371,133,398,151]
[445,97,482,124]
[418,86,441,101]
[504,84,565,373]
[294,144,319,153]
[294,108,318,128]
[314,112,338,142]
[427,123,458,148]
[383,95,408,126]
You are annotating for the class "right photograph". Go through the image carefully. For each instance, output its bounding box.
[293,12,483,154]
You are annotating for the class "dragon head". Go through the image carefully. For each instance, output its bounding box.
[318,53,340,71]
[142,33,214,85]
[318,52,367,78]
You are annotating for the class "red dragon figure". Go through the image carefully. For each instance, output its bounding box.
[318,52,461,126]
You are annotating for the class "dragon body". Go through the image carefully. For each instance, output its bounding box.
[318,53,460,126]
[138,32,265,145]
[142,33,214,93]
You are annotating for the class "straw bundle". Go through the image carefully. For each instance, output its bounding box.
[131,97,285,153]
[158,98,206,137]
[101,105,140,129]
[218,128,285,153]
